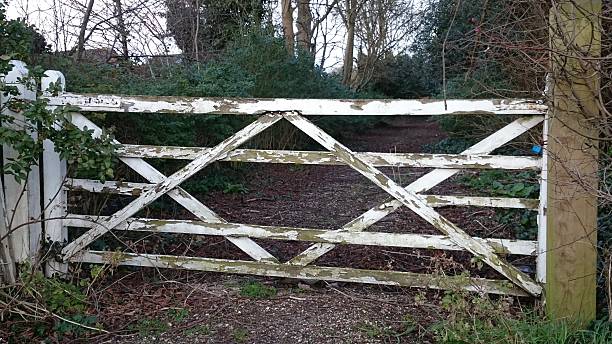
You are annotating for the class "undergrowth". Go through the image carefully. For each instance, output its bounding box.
[1,267,104,342]
[431,289,612,344]
[429,113,611,331]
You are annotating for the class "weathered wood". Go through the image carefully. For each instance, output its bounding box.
[61,114,283,259]
[0,177,16,284]
[537,77,551,284]
[73,250,529,296]
[289,116,544,266]
[40,91,549,296]
[64,215,538,256]
[117,145,542,170]
[41,71,69,276]
[66,178,539,210]
[284,112,542,296]
[45,93,547,116]
[1,60,38,263]
[546,1,600,322]
[68,113,278,263]
[424,195,538,209]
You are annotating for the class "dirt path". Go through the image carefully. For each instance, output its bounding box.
[76,118,521,343]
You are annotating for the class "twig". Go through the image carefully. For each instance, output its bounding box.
[51,312,109,333]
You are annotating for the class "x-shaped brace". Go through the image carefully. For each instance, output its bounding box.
[282,112,542,296]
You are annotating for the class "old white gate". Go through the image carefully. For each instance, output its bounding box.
[40,71,548,297]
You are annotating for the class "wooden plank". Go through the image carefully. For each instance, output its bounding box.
[41,70,69,276]
[1,60,37,263]
[546,1,600,321]
[424,195,538,210]
[27,150,42,263]
[64,215,538,256]
[289,116,544,267]
[117,145,542,170]
[284,112,542,296]
[45,93,547,116]
[73,250,529,296]
[66,178,539,210]
[68,114,278,263]
[61,114,283,259]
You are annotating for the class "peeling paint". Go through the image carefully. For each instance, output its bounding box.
[74,250,530,296]
[44,93,547,116]
[64,214,538,256]
[54,99,547,296]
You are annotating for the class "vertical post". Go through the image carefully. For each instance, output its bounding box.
[0,60,39,264]
[41,70,69,277]
[547,1,601,322]
[536,80,550,284]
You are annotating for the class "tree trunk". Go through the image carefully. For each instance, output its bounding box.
[114,0,129,60]
[296,0,312,55]
[281,0,295,55]
[342,0,357,85]
[76,0,95,60]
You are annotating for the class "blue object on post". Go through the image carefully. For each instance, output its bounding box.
[531,145,542,154]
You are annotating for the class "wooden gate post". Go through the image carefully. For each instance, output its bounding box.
[0,60,42,267]
[546,1,601,322]
[41,70,69,277]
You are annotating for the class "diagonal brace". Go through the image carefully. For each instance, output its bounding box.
[70,113,278,263]
[284,112,542,296]
[62,114,283,259]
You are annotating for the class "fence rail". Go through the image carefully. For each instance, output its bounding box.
[46,93,547,116]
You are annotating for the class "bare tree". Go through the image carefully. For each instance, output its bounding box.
[296,0,312,54]
[280,0,294,55]
[352,0,417,89]
[113,0,129,59]
[341,0,361,85]
[76,0,95,60]
[295,0,340,59]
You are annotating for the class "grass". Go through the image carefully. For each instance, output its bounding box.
[130,318,169,336]
[433,317,612,344]
[166,308,189,322]
[184,324,212,336]
[232,327,249,342]
[239,281,277,299]
[358,315,417,342]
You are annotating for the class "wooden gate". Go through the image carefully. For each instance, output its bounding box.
[41,74,548,297]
